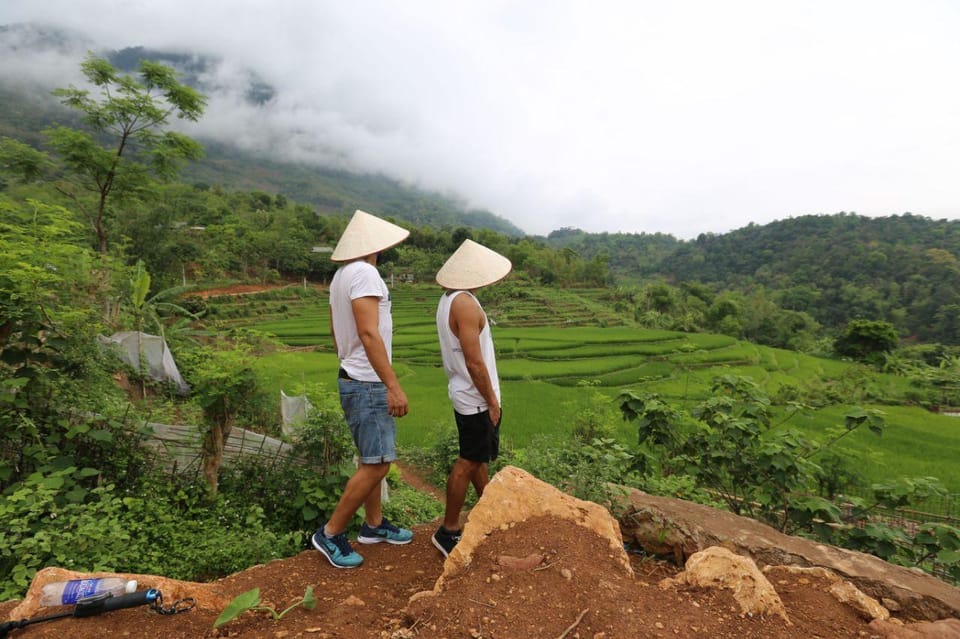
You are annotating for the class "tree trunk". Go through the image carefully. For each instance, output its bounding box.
[202,421,233,499]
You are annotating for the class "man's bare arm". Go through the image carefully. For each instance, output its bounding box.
[352,296,408,417]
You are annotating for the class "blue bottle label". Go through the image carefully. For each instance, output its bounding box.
[61,579,103,604]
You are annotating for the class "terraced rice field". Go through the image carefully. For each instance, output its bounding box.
[210,283,960,492]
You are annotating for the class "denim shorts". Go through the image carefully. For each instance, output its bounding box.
[338,378,397,464]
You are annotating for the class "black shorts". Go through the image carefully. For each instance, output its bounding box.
[454,409,501,463]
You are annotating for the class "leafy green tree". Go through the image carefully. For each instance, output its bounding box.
[178,335,273,499]
[44,55,206,254]
[0,137,52,185]
[834,319,900,362]
[0,197,133,497]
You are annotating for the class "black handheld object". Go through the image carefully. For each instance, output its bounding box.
[0,589,160,638]
[74,589,160,617]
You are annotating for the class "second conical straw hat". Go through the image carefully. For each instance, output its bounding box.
[331,210,410,262]
[436,239,513,290]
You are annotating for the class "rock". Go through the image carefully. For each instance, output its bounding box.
[441,466,630,579]
[340,595,366,607]
[496,553,544,572]
[661,546,791,623]
[8,566,231,620]
[829,580,890,621]
[416,465,631,600]
[617,487,960,621]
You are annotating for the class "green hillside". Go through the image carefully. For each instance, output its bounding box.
[182,142,524,236]
[0,85,524,237]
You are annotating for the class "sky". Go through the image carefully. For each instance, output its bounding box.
[2,1,959,239]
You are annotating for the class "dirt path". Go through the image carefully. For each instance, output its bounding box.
[395,461,445,502]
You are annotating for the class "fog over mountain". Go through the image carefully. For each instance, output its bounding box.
[2,2,959,238]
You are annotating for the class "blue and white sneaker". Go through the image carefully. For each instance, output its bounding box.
[311,528,364,568]
[357,517,414,545]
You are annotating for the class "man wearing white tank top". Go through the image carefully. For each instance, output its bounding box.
[432,239,513,558]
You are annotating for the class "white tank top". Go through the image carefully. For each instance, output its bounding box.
[436,290,500,414]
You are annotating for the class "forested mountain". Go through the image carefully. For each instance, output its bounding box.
[661,213,960,343]
[544,227,680,280]
[181,141,524,236]
[0,29,524,238]
[0,85,524,237]
[546,213,960,344]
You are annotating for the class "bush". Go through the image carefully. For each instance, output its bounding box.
[381,484,443,529]
[119,477,303,581]
[0,470,132,600]
[518,434,635,510]
[0,467,308,600]
[218,456,351,533]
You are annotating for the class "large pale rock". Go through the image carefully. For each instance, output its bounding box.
[617,487,960,621]
[433,465,631,592]
[7,567,230,621]
[661,546,791,623]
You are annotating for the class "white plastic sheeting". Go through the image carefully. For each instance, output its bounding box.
[98,331,190,395]
[280,390,313,439]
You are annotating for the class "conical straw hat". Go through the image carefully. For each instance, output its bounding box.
[436,239,513,290]
[331,210,410,262]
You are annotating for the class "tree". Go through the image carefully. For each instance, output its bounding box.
[0,138,52,185]
[186,345,262,499]
[0,197,98,362]
[45,55,206,254]
[834,319,899,362]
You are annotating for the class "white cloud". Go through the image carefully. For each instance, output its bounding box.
[2,0,959,238]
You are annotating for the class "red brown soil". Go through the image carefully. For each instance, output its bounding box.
[0,515,892,639]
[192,283,293,298]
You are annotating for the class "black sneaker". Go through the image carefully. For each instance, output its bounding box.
[432,526,461,558]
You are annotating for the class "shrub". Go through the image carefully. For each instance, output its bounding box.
[0,469,305,600]
[381,484,443,529]
[0,471,133,600]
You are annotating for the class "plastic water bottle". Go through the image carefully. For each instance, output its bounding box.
[40,578,138,606]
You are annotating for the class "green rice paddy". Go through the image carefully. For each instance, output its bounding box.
[215,283,960,493]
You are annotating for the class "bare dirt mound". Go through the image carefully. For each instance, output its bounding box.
[1,517,889,639]
[191,283,291,298]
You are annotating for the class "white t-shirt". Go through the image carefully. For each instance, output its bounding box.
[436,290,500,414]
[329,260,392,382]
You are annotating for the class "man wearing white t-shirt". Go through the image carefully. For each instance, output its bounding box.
[311,210,414,569]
